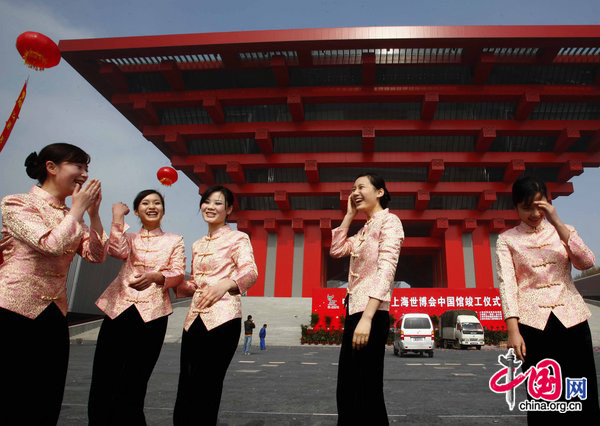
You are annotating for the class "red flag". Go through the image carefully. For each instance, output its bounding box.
[0,79,28,154]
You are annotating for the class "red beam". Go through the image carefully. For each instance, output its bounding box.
[112,85,600,107]
[431,218,449,236]
[473,52,495,84]
[60,27,600,58]
[226,161,245,183]
[158,60,184,91]
[490,218,507,232]
[340,189,351,211]
[477,127,496,152]
[555,128,580,152]
[229,209,520,222]
[478,190,497,210]
[194,181,574,197]
[463,218,477,232]
[515,92,540,121]
[145,120,600,141]
[271,55,289,87]
[416,190,430,210]
[288,95,304,121]
[428,159,444,182]
[171,151,600,169]
[264,218,278,232]
[133,99,159,125]
[292,218,304,232]
[275,190,291,210]
[99,63,128,92]
[421,93,439,121]
[255,129,273,154]
[362,127,375,152]
[558,160,583,181]
[203,97,224,123]
[589,130,600,152]
[503,159,525,182]
[194,163,214,184]
[362,52,376,85]
[305,160,320,183]
[163,132,187,154]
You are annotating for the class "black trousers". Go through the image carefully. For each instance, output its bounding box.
[88,306,168,426]
[519,313,599,424]
[0,303,69,426]
[337,308,390,426]
[174,317,241,426]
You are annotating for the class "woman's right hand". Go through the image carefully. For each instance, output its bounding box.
[70,179,101,219]
[346,193,358,219]
[507,330,527,362]
[112,202,130,223]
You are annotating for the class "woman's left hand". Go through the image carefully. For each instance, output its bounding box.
[532,199,561,226]
[195,280,231,310]
[129,272,164,291]
[352,317,372,350]
[87,186,102,218]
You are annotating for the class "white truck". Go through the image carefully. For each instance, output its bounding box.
[440,310,485,350]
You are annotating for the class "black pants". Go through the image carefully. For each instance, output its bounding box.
[88,306,168,426]
[519,313,599,424]
[337,309,390,426]
[0,303,69,426]
[174,317,241,426]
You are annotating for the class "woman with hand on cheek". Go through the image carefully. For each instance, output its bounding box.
[174,185,257,426]
[89,190,185,425]
[497,176,599,422]
[330,173,404,426]
[0,143,107,425]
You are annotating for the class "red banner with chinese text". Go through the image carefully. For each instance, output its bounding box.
[0,80,27,154]
[312,288,506,331]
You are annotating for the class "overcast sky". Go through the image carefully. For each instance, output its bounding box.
[1,0,599,266]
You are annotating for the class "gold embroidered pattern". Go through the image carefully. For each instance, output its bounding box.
[40,295,61,301]
[531,261,557,268]
[528,243,551,249]
[538,303,564,309]
[536,282,562,289]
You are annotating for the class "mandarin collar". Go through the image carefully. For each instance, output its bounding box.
[139,227,164,238]
[366,208,389,224]
[205,224,231,240]
[517,218,548,234]
[30,185,68,210]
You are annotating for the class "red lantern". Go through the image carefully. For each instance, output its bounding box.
[157,167,178,186]
[16,32,61,71]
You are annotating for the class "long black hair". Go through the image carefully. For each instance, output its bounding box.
[24,143,90,184]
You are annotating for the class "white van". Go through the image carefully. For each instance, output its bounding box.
[393,313,434,358]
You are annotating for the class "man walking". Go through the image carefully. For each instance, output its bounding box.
[243,315,255,355]
[259,324,267,351]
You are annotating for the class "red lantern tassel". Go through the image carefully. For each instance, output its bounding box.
[0,79,28,154]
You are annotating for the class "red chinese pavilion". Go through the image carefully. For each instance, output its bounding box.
[59,26,600,298]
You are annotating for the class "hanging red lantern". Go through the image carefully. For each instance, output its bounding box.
[157,167,178,186]
[16,31,61,71]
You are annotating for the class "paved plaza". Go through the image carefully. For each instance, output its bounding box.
[59,343,600,425]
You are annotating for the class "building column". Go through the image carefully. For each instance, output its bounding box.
[273,223,295,297]
[472,226,495,288]
[302,224,324,297]
[444,225,466,289]
[246,223,267,296]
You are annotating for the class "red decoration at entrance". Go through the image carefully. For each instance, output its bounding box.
[0,80,27,154]
[157,166,178,186]
[16,32,61,71]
